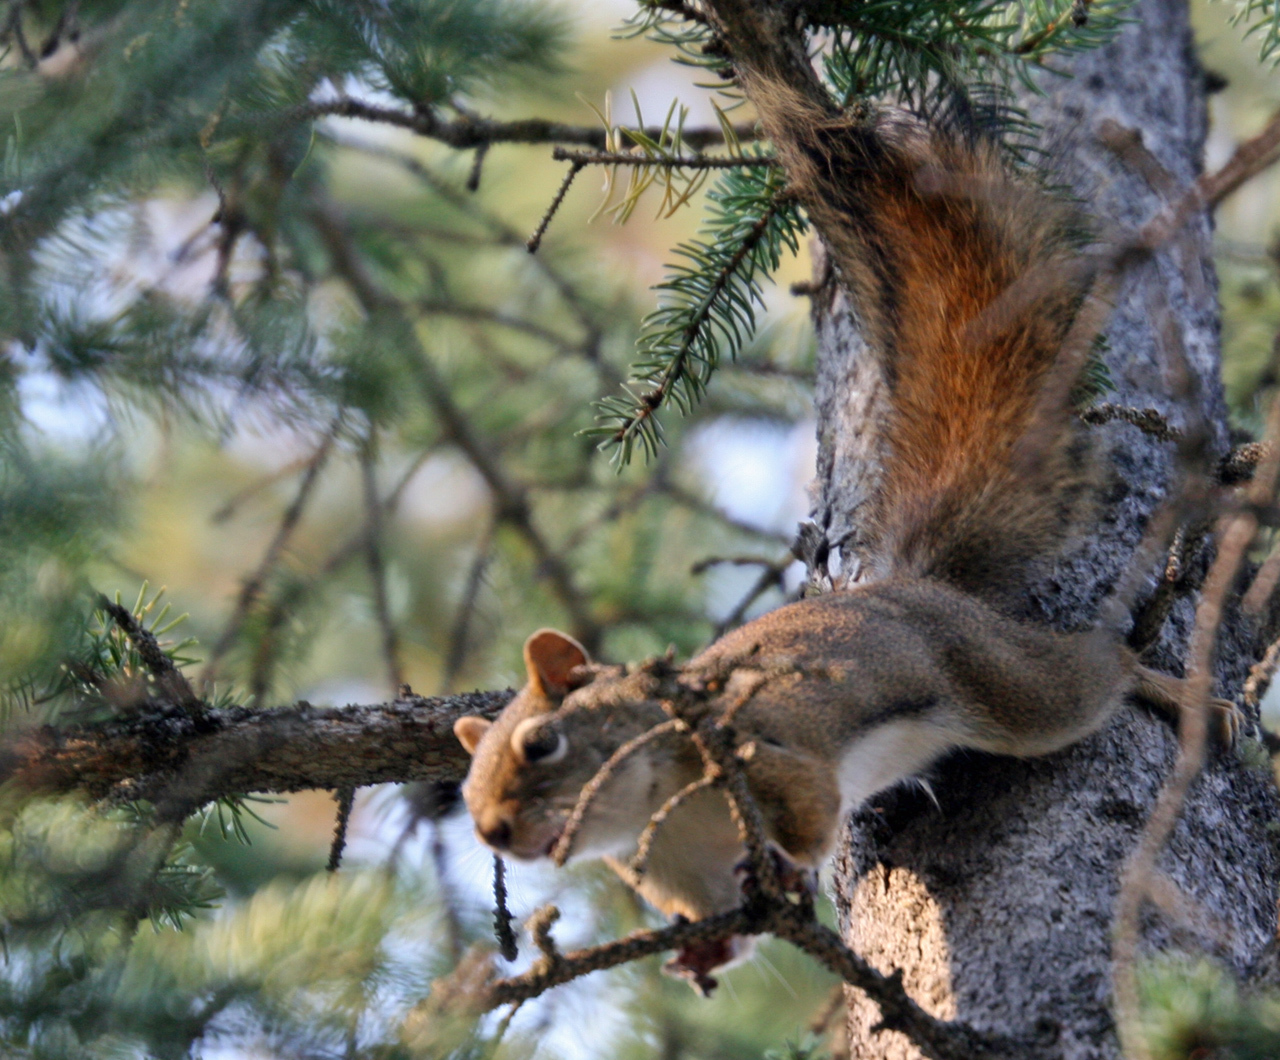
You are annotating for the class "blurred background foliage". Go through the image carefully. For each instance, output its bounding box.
[0,0,1278,1057]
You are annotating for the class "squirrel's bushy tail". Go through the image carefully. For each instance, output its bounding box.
[782,103,1098,602]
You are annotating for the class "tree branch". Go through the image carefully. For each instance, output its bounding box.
[0,689,513,809]
[290,98,755,152]
[551,147,777,169]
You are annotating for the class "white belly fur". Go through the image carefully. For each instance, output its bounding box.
[836,719,959,816]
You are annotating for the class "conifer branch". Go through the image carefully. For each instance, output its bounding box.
[0,689,515,808]
[551,147,778,169]
[587,167,805,463]
[290,98,756,151]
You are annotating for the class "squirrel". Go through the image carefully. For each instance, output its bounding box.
[451,107,1242,994]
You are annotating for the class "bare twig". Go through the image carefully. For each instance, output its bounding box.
[1137,107,1280,252]
[492,855,519,962]
[325,135,607,360]
[695,555,793,638]
[1,2,38,67]
[311,202,601,651]
[1097,118,1181,199]
[327,785,356,871]
[210,454,318,523]
[551,147,777,169]
[1242,548,1280,616]
[527,904,562,969]
[246,446,437,699]
[485,907,753,1007]
[416,299,582,357]
[630,774,717,877]
[478,893,1040,1059]
[289,98,755,152]
[664,480,793,546]
[526,161,584,254]
[466,142,489,192]
[550,718,685,866]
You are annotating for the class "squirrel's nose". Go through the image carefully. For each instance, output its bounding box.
[479,817,513,851]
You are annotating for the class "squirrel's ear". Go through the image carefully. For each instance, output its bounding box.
[523,629,589,698]
[454,716,492,755]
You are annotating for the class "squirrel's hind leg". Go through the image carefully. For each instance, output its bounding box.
[1130,664,1242,751]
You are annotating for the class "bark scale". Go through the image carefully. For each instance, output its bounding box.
[803,2,1280,1056]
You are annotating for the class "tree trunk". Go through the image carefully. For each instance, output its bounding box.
[807,2,1280,1056]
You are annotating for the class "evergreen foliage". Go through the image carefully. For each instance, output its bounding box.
[0,0,1277,1057]
[589,0,1132,462]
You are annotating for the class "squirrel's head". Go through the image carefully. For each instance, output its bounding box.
[453,629,669,862]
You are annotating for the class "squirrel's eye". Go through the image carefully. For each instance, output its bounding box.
[521,725,568,764]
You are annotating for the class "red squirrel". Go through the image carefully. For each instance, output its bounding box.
[452,108,1240,993]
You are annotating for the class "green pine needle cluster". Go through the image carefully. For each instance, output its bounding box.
[588,159,806,465]
[1218,0,1280,63]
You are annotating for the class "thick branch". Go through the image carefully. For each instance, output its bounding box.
[0,690,513,809]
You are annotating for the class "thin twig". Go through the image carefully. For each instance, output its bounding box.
[417,299,582,356]
[247,446,436,698]
[551,147,777,169]
[492,855,519,962]
[1137,107,1280,252]
[466,142,489,192]
[1244,635,1280,710]
[325,134,607,360]
[327,785,356,872]
[702,556,793,638]
[210,454,318,523]
[550,718,685,866]
[289,98,755,151]
[630,774,717,877]
[3,2,37,67]
[526,161,584,254]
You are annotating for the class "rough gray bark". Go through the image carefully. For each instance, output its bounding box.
[0,689,512,811]
[806,2,1280,1057]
